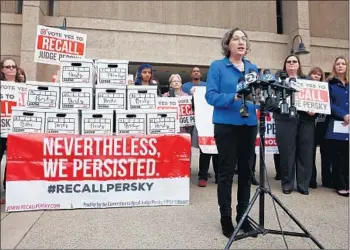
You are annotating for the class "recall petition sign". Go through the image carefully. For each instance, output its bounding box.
[294,79,331,114]
[0,82,27,137]
[5,134,191,212]
[35,25,87,65]
[178,96,195,127]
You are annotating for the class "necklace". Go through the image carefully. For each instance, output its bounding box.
[233,61,244,71]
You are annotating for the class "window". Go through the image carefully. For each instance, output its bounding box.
[276,0,283,34]
[16,0,23,14]
[48,0,54,16]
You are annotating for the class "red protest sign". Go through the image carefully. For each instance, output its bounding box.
[178,96,195,127]
[35,25,87,65]
[5,134,191,212]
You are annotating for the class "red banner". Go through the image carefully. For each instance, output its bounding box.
[7,134,191,182]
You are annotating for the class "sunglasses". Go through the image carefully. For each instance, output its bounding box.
[3,65,17,69]
[287,60,298,64]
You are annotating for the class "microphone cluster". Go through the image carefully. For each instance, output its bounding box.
[236,69,300,118]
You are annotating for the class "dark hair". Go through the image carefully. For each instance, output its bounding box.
[17,67,27,83]
[283,54,303,77]
[135,63,152,85]
[221,28,251,57]
[308,67,324,82]
[0,58,21,82]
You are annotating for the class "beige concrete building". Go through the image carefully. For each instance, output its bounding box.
[1,0,349,84]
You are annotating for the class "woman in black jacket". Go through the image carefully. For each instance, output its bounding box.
[307,67,332,189]
[274,55,316,195]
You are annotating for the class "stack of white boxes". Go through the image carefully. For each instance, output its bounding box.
[11,80,81,135]
[10,58,179,136]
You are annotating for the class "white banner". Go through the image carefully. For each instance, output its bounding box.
[193,87,218,154]
[194,87,279,154]
[34,25,87,65]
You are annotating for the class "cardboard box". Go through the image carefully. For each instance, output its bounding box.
[81,110,114,135]
[45,109,80,134]
[60,86,93,110]
[115,110,146,135]
[25,81,60,109]
[11,107,46,133]
[60,59,96,86]
[146,110,179,135]
[95,85,126,110]
[127,85,158,110]
[95,59,129,85]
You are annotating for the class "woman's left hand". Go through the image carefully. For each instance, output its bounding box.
[307,111,315,116]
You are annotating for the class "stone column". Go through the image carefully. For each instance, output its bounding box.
[20,0,59,82]
[20,1,43,81]
[282,0,311,73]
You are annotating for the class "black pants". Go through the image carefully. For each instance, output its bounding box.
[274,154,281,177]
[275,118,314,192]
[198,150,219,181]
[310,122,332,187]
[328,139,349,191]
[214,124,257,218]
[1,137,7,190]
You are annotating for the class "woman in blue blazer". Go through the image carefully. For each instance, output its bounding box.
[325,56,349,197]
[205,27,259,238]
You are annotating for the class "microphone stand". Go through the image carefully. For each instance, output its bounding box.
[224,84,324,250]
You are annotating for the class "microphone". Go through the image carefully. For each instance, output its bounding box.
[278,71,289,114]
[169,87,175,97]
[288,77,298,118]
[236,76,249,117]
[260,69,275,83]
[246,69,259,104]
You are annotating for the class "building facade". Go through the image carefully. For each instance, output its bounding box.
[1,0,349,83]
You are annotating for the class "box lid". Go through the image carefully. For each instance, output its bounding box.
[59,83,94,88]
[26,81,59,87]
[95,84,127,90]
[60,58,94,64]
[127,85,157,90]
[81,110,114,115]
[45,109,79,114]
[95,59,129,65]
[115,109,151,115]
[11,107,47,113]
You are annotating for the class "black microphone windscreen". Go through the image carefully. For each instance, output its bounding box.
[279,71,288,79]
[263,69,271,74]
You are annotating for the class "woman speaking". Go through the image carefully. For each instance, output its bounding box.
[205,28,259,238]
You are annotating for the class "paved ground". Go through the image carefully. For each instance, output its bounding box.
[1,149,349,249]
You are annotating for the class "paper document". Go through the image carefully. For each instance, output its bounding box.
[333,121,349,134]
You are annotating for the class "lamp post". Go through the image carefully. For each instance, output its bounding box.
[290,35,310,55]
[58,17,67,30]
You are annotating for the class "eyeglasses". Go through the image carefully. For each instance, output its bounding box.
[287,60,298,64]
[231,36,247,42]
[3,65,17,69]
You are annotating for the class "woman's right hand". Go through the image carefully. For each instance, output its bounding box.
[344,114,349,123]
[234,93,241,101]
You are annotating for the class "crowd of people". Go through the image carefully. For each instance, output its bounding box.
[0,27,349,237]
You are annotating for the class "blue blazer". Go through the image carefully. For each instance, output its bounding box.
[325,77,349,141]
[205,57,259,126]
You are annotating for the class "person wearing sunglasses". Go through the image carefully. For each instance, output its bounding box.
[0,58,22,204]
[273,55,315,196]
